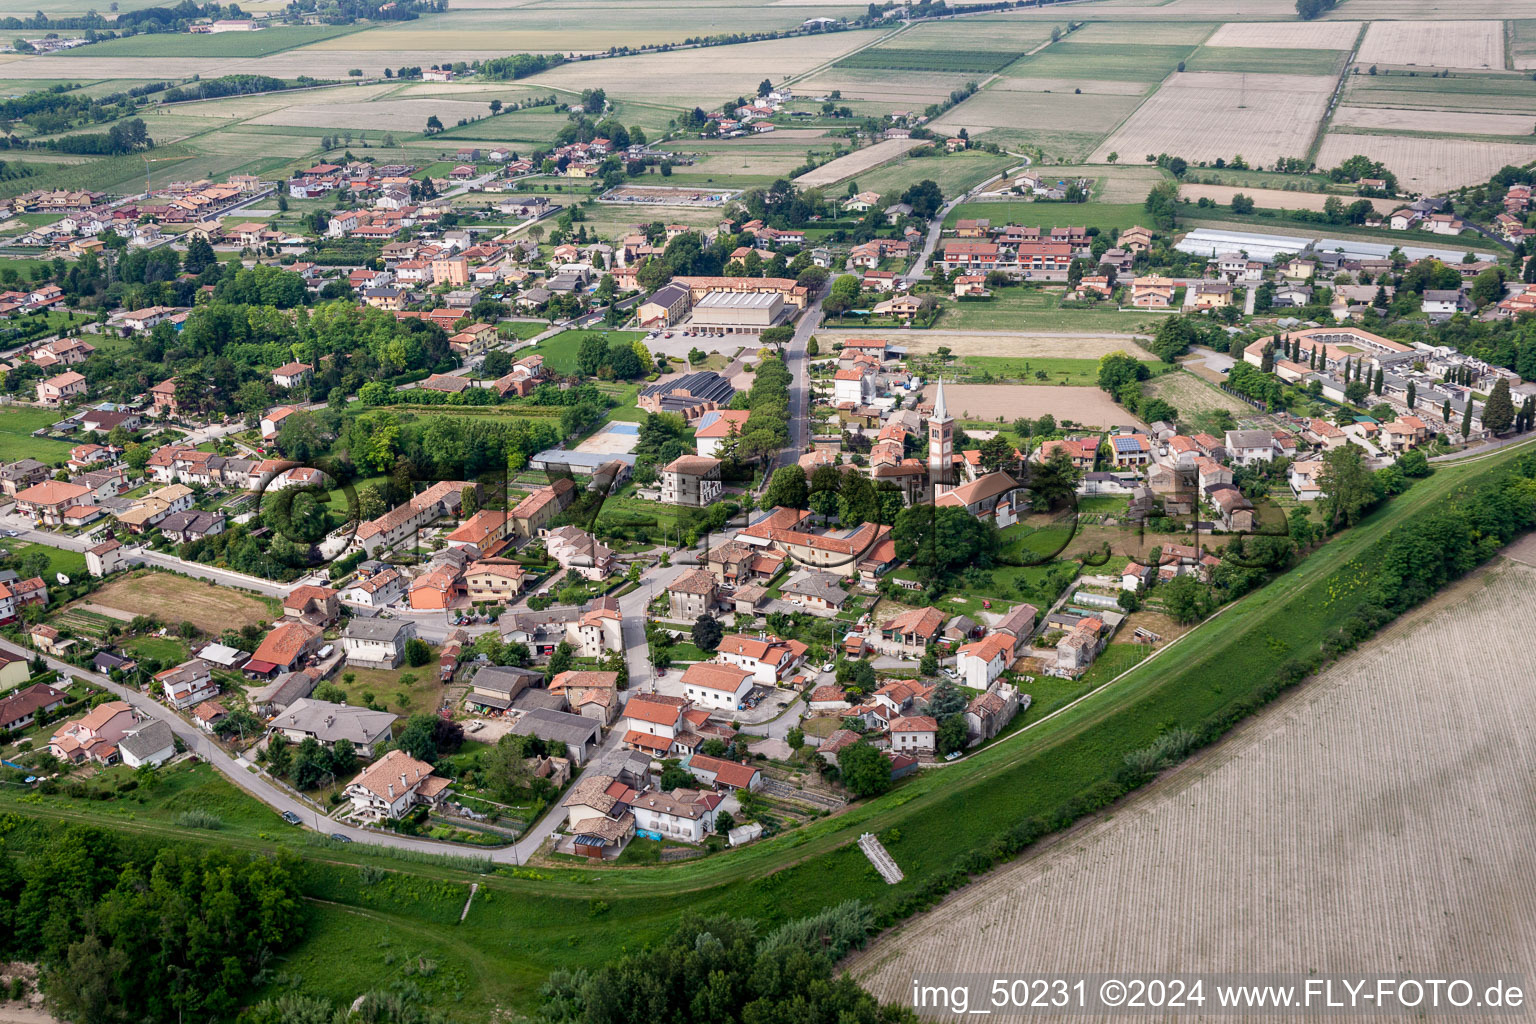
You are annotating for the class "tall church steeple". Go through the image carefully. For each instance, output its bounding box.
[929,377,954,490]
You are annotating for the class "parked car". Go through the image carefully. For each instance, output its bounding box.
[281,811,302,825]
[330,832,352,843]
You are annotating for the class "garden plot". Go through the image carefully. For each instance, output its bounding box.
[852,559,1536,1010]
[1316,132,1536,194]
[519,32,880,107]
[932,88,1140,135]
[1332,104,1536,138]
[923,383,1144,428]
[1206,19,1360,48]
[1091,72,1334,166]
[1355,20,1504,69]
[793,137,927,187]
[247,98,507,132]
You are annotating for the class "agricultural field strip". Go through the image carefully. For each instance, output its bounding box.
[1178,183,1397,215]
[1205,19,1361,49]
[1315,132,1536,194]
[1330,104,1536,138]
[1355,20,1506,70]
[852,558,1536,1001]
[1090,71,1337,166]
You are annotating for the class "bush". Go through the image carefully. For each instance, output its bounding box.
[175,809,224,830]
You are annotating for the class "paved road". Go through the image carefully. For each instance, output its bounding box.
[759,284,823,488]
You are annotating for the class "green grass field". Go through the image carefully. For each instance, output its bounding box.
[854,150,1015,201]
[8,540,86,579]
[961,353,1161,386]
[936,287,1151,332]
[64,25,363,58]
[835,47,1021,75]
[1183,46,1346,76]
[1,436,1530,1021]
[1004,42,1199,82]
[527,329,647,375]
[0,404,75,462]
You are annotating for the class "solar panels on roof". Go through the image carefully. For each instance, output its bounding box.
[1113,437,1141,453]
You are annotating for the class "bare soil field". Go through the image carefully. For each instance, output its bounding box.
[1205,19,1361,48]
[1065,21,1215,45]
[794,138,928,187]
[520,32,880,106]
[992,76,1149,96]
[921,382,1144,427]
[1331,104,1536,138]
[863,330,1157,361]
[1338,0,1536,12]
[880,18,1053,50]
[1179,182,1397,214]
[933,88,1139,134]
[1142,368,1251,416]
[88,572,274,634]
[1316,132,1536,194]
[1356,20,1504,70]
[1091,72,1334,166]
[851,557,1536,1012]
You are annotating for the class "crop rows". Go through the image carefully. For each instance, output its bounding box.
[835,47,1019,75]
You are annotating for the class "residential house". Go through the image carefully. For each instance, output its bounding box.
[338,567,406,608]
[244,621,323,678]
[680,661,754,710]
[341,617,416,669]
[1224,429,1276,466]
[118,720,175,769]
[156,660,218,710]
[661,455,723,506]
[890,715,937,755]
[463,559,525,603]
[682,753,762,792]
[666,568,718,620]
[954,632,1017,689]
[281,584,340,627]
[511,707,603,765]
[50,700,137,764]
[0,683,66,731]
[878,605,945,656]
[344,748,450,822]
[714,634,808,686]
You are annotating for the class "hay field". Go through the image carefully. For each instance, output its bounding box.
[932,88,1140,134]
[1183,45,1345,76]
[519,31,880,107]
[91,572,273,634]
[667,139,843,178]
[1142,368,1252,416]
[1179,182,1397,214]
[853,557,1536,1010]
[1332,104,1536,138]
[880,18,1053,50]
[1091,72,1333,165]
[246,97,498,131]
[1356,20,1505,69]
[1037,162,1168,203]
[794,68,980,106]
[793,137,927,187]
[1331,0,1536,16]
[992,76,1149,96]
[923,382,1144,427]
[884,331,1156,361]
[1066,20,1215,45]
[1206,19,1361,48]
[1316,132,1536,193]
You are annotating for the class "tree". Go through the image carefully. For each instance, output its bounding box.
[1144,180,1180,231]
[490,99,503,114]
[977,434,1015,474]
[1484,378,1515,434]
[1097,350,1148,395]
[484,734,534,800]
[425,114,443,134]
[837,741,891,797]
[691,614,723,653]
[1161,575,1216,624]
[1028,447,1081,509]
[763,464,809,509]
[1318,443,1376,529]
[785,727,805,751]
[404,637,432,667]
[937,714,968,755]
[395,713,440,763]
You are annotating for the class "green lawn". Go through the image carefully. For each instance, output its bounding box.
[502,320,552,341]
[9,540,86,579]
[527,329,647,375]
[855,150,1015,200]
[943,200,1147,232]
[123,634,191,667]
[936,287,1153,332]
[0,402,75,462]
[961,354,1161,387]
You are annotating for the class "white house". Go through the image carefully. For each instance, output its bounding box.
[343,748,451,822]
[712,634,808,686]
[338,568,407,608]
[1223,429,1275,466]
[629,787,722,843]
[117,720,175,769]
[156,660,218,710]
[340,617,416,669]
[680,661,754,710]
[833,367,873,406]
[890,715,937,754]
[953,632,1015,690]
